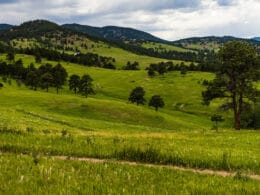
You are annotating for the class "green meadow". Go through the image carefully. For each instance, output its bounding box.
[142,42,197,53]
[10,38,190,69]
[0,52,259,193]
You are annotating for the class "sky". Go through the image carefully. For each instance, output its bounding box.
[0,0,259,41]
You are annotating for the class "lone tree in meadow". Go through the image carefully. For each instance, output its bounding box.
[149,95,165,111]
[128,87,146,105]
[211,114,224,131]
[78,74,95,97]
[69,74,80,94]
[202,41,259,130]
[52,63,68,94]
[147,68,155,77]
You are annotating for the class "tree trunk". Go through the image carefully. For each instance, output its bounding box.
[232,94,240,130]
[233,93,242,130]
[234,112,241,130]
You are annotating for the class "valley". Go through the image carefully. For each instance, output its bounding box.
[0,19,259,194]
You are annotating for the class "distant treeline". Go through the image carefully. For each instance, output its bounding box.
[102,39,216,63]
[0,42,116,69]
[22,48,116,69]
[146,60,218,76]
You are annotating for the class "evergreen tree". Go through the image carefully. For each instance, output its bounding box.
[149,95,165,111]
[202,41,259,130]
[128,87,146,105]
[78,74,95,97]
[69,74,80,94]
[25,71,39,90]
[40,72,53,92]
[52,63,68,93]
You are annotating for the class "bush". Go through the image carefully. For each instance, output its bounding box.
[0,83,3,88]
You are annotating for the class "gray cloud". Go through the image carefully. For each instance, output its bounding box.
[0,0,259,40]
[217,0,235,6]
[0,0,17,4]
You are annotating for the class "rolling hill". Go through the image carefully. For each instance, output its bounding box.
[172,36,260,51]
[62,23,168,43]
[253,37,260,41]
[0,20,192,69]
[0,24,13,30]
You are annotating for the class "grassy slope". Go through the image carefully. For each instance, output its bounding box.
[1,53,229,129]
[142,42,197,53]
[0,53,259,193]
[11,38,191,69]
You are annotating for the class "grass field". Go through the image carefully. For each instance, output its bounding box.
[11,38,190,69]
[0,52,259,193]
[0,154,259,194]
[142,42,197,53]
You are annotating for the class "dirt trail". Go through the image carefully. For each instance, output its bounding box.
[52,155,260,181]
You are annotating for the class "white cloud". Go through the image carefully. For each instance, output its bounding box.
[0,0,259,40]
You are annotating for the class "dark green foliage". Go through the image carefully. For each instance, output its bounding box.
[78,74,95,97]
[0,20,60,40]
[63,24,167,43]
[13,59,26,79]
[23,48,115,69]
[69,74,80,94]
[0,60,70,94]
[40,72,53,92]
[103,63,116,69]
[240,103,256,129]
[147,68,155,77]
[180,63,187,76]
[35,52,42,63]
[157,63,167,75]
[255,96,260,129]
[128,87,146,105]
[202,79,209,86]
[180,67,187,76]
[52,63,68,93]
[0,82,3,88]
[6,52,15,62]
[123,61,140,70]
[211,114,224,130]
[202,41,260,130]
[25,71,39,90]
[149,95,165,111]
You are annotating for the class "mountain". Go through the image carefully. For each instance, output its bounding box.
[172,36,260,51]
[0,24,13,30]
[0,20,64,40]
[252,37,260,41]
[62,24,169,43]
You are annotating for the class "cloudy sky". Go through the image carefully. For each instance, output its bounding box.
[0,0,259,40]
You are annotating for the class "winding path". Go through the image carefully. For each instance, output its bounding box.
[51,155,260,181]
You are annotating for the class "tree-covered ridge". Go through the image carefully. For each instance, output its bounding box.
[173,36,260,52]
[62,24,168,43]
[0,24,13,31]
[3,19,258,64]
